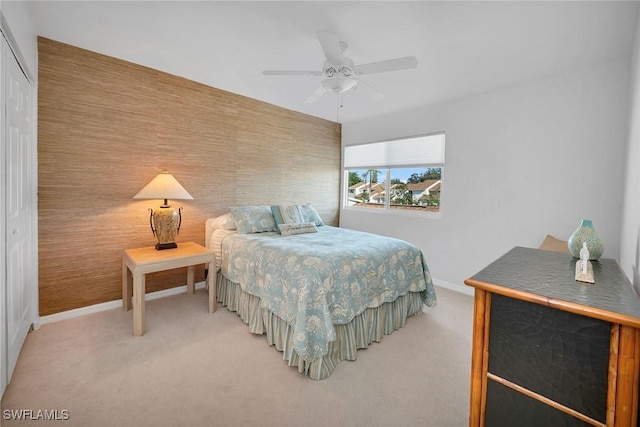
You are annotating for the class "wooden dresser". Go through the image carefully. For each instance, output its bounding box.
[465,247,640,427]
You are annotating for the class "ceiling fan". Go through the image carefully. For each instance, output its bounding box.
[262,30,418,103]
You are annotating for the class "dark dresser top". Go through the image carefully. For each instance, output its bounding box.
[465,246,640,327]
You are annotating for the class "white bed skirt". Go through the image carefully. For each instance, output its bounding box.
[216,272,425,380]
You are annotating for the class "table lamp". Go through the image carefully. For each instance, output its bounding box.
[133,171,193,250]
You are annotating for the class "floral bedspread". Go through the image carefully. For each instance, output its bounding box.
[220,226,437,361]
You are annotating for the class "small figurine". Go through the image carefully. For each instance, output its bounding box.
[580,243,589,274]
[575,242,595,284]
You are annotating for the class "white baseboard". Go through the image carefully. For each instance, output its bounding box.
[38,281,207,325]
[38,277,471,325]
[433,278,474,296]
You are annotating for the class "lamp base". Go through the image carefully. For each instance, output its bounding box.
[155,242,178,250]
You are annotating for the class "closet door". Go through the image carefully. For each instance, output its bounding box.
[0,31,4,397]
[3,34,33,387]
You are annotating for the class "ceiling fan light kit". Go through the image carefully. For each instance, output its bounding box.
[262,30,417,104]
[323,77,357,94]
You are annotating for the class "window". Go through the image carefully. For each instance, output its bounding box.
[344,133,445,215]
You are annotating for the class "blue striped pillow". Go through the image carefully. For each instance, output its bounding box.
[297,204,324,226]
[271,205,303,233]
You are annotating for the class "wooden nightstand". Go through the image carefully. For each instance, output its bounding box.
[465,247,640,427]
[122,241,216,336]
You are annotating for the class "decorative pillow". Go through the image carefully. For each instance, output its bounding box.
[278,222,318,236]
[230,206,276,234]
[210,213,236,230]
[297,204,324,226]
[271,205,303,229]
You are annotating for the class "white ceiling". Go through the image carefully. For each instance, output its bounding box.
[27,1,640,124]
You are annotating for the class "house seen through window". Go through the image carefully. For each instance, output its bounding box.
[344,133,445,215]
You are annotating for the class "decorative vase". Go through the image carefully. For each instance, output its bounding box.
[568,219,604,260]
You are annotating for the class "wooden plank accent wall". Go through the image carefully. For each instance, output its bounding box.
[37,37,341,316]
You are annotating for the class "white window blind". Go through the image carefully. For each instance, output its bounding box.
[344,133,445,169]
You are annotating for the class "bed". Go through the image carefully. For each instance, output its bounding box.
[205,205,437,380]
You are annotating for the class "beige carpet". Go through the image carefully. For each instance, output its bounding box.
[1,286,473,427]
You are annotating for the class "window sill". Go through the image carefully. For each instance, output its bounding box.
[341,206,443,220]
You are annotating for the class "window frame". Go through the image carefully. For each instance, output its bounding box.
[342,132,445,219]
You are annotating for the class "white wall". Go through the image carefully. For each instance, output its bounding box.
[342,58,630,292]
[0,0,37,79]
[619,18,640,294]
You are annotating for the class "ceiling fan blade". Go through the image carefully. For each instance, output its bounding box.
[316,30,343,65]
[356,56,418,75]
[354,78,384,101]
[304,84,327,103]
[262,70,322,76]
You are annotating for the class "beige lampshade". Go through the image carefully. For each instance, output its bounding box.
[133,171,193,201]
